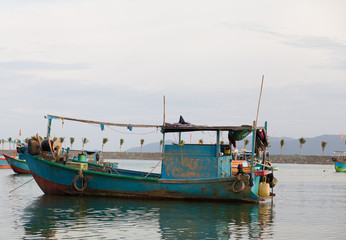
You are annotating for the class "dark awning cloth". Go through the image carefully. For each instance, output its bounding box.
[228,129,252,141]
[162,116,253,133]
[162,124,253,133]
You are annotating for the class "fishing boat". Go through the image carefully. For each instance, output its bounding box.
[0,140,20,169]
[3,153,31,174]
[0,156,11,169]
[332,151,346,172]
[20,114,277,203]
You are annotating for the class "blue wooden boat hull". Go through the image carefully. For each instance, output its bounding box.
[25,154,264,202]
[3,154,31,174]
[334,160,346,172]
[0,157,11,169]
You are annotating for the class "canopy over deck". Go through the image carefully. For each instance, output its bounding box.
[161,125,253,133]
[46,114,260,133]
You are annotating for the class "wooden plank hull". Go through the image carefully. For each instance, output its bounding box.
[0,157,11,169]
[25,154,263,202]
[3,154,31,174]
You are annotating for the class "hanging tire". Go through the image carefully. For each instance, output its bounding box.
[232,179,245,193]
[72,175,87,192]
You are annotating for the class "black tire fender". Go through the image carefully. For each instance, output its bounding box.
[72,175,87,192]
[232,175,245,193]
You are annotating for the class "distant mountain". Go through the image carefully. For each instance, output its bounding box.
[268,134,345,156]
[126,135,345,156]
[126,140,173,153]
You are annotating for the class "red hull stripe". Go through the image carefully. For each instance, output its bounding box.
[32,172,72,195]
[0,165,11,169]
[11,164,31,174]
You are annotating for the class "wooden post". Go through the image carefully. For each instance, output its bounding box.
[163,96,166,127]
[47,117,52,138]
[250,123,256,174]
[162,96,166,155]
[216,130,220,157]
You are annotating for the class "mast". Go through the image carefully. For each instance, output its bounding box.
[162,96,166,155]
[251,75,264,174]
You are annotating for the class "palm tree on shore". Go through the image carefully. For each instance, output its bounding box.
[70,137,75,148]
[102,138,108,151]
[32,135,43,142]
[82,138,89,149]
[321,141,327,156]
[120,139,124,152]
[59,137,66,148]
[280,139,285,155]
[8,137,12,150]
[59,137,65,144]
[140,139,144,152]
[244,139,249,150]
[299,137,306,155]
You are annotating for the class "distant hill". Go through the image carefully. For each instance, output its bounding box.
[268,134,345,156]
[126,135,345,156]
[126,140,173,153]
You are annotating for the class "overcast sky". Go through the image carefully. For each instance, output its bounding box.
[1,0,346,151]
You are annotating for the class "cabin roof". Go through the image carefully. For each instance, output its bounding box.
[161,125,253,133]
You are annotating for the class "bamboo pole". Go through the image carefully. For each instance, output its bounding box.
[251,75,264,174]
[46,115,161,128]
[255,75,264,128]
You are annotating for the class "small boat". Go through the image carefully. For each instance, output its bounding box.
[0,156,11,169]
[0,140,21,169]
[332,151,346,172]
[3,153,31,174]
[21,114,277,203]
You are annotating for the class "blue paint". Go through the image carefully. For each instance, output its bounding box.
[3,154,30,173]
[24,152,261,201]
[335,160,346,172]
[161,144,218,179]
[0,158,10,167]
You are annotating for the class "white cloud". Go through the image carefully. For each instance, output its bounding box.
[0,0,346,149]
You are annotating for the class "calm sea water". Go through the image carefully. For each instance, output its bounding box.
[0,161,345,239]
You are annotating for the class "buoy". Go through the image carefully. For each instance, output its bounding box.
[258,182,270,197]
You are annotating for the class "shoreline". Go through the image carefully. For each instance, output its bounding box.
[0,150,334,165]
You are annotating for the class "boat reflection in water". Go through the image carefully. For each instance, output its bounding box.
[23,195,275,239]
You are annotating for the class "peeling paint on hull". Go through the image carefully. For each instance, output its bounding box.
[26,155,262,202]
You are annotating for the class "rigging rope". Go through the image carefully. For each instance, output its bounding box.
[144,156,163,178]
